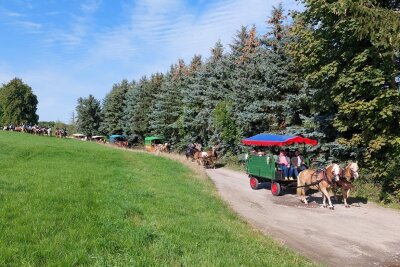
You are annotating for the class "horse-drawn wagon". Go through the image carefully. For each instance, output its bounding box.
[109,134,128,148]
[242,134,318,196]
[72,133,86,140]
[144,136,164,152]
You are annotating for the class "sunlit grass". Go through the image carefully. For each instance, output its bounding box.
[0,131,316,266]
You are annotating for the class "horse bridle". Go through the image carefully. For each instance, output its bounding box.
[340,166,358,181]
[349,168,359,180]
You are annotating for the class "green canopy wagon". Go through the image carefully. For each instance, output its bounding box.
[242,134,318,196]
[144,136,164,152]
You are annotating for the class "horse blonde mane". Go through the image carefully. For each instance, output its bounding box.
[332,164,340,176]
[349,162,358,171]
[345,161,359,180]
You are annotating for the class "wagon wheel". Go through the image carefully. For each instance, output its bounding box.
[271,181,281,196]
[250,177,260,190]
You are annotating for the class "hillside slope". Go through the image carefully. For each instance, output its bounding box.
[0,132,315,266]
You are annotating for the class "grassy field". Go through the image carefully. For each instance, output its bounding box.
[0,131,315,266]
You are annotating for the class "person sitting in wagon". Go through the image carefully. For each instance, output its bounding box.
[278,150,291,180]
[290,150,307,178]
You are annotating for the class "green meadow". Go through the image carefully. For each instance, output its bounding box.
[0,132,315,266]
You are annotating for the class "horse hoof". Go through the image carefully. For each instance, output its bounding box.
[323,205,327,208]
[346,205,350,208]
[329,206,334,210]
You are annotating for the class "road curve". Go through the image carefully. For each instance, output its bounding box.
[206,168,400,267]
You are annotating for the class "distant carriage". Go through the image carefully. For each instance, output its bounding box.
[109,134,128,148]
[144,136,164,152]
[91,135,106,143]
[72,133,86,140]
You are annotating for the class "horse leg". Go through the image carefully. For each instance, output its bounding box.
[342,188,350,208]
[302,188,308,204]
[297,176,308,204]
[333,185,339,203]
[321,187,334,210]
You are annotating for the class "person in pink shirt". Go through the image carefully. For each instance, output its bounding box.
[278,150,290,180]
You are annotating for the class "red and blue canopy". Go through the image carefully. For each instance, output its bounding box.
[242,134,317,147]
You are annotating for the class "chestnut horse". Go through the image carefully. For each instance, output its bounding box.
[206,146,218,168]
[297,164,341,210]
[338,162,359,208]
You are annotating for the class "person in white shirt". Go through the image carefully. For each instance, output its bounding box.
[290,150,307,178]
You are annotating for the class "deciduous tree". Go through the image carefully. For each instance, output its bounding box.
[0,78,38,125]
[289,0,400,199]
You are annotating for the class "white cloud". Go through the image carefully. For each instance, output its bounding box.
[82,0,299,72]
[16,20,42,30]
[45,11,61,16]
[46,15,89,47]
[3,11,24,17]
[0,7,41,32]
[81,0,102,14]
[45,0,102,48]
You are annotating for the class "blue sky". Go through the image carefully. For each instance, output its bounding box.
[0,0,299,122]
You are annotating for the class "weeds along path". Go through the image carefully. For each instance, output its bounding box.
[101,144,209,180]
[206,167,400,267]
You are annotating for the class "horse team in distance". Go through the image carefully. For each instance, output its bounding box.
[3,124,69,138]
[185,143,218,169]
[4,124,51,136]
[154,143,171,153]
[55,128,68,138]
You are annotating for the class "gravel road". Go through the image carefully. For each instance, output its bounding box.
[206,168,400,267]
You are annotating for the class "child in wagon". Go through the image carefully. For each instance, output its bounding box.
[278,150,291,180]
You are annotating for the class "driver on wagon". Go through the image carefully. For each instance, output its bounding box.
[290,150,307,178]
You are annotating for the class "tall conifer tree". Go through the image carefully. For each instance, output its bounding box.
[101,79,131,135]
[150,61,186,146]
[75,94,102,137]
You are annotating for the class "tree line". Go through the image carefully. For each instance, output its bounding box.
[75,1,400,202]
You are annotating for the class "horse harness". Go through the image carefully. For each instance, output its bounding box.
[337,167,355,190]
[295,169,328,189]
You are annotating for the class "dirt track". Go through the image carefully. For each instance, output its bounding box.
[206,168,400,267]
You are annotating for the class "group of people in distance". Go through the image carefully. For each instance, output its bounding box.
[251,148,308,180]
